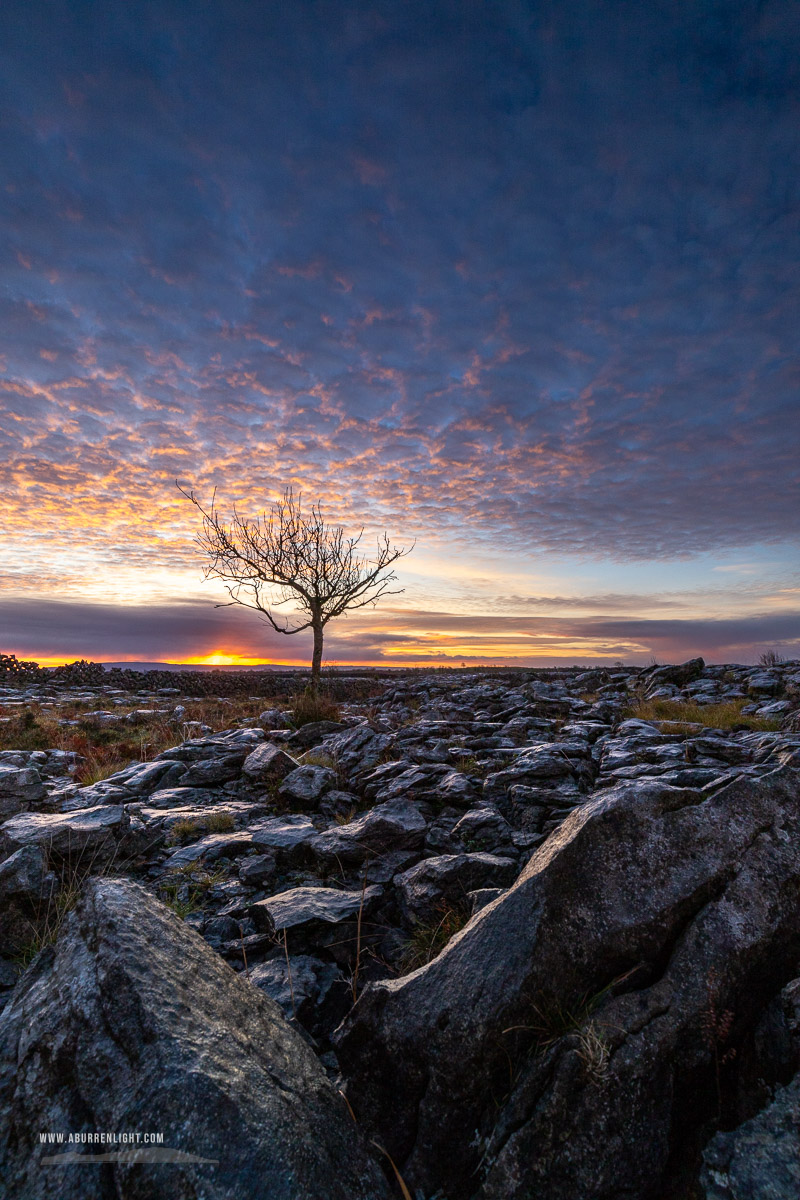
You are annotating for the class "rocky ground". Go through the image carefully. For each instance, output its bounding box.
[1,657,800,1198]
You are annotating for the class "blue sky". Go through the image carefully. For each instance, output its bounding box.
[1,0,798,665]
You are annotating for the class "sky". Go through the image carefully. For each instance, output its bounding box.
[1,0,799,668]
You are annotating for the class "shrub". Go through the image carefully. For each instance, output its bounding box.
[759,649,786,667]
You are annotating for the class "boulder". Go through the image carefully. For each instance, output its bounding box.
[259,708,288,730]
[482,748,577,805]
[249,953,343,1027]
[251,885,384,937]
[0,805,129,860]
[646,656,706,687]
[155,735,256,764]
[116,759,188,795]
[0,766,46,817]
[179,755,243,788]
[335,767,800,1200]
[241,743,299,784]
[311,799,427,867]
[0,878,390,1200]
[396,853,518,923]
[144,786,226,809]
[453,808,515,855]
[437,770,480,806]
[322,725,394,778]
[278,765,337,805]
[747,671,782,696]
[238,853,277,887]
[287,720,346,751]
[161,831,255,869]
[366,762,452,805]
[0,845,55,902]
[250,814,319,865]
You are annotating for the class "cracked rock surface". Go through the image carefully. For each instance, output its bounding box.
[0,877,390,1200]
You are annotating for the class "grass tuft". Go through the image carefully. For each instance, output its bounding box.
[157,862,227,918]
[168,818,201,844]
[205,811,235,833]
[289,691,341,727]
[399,901,470,974]
[625,697,781,732]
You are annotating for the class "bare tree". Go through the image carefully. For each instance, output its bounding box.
[178,484,412,685]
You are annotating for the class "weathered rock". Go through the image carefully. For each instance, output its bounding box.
[278,765,337,805]
[336,767,800,1200]
[202,913,245,947]
[366,762,454,805]
[161,830,255,869]
[117,759,189,795]
[437,770,480,806]
[322,724,393,778]
[0,805,129,860]
[0,844,54,901]
[311,799,427,867]
[701,1074,800,1199]
[251,885,383,936]
[0,878,390,1199]
[238,852,277,886]
[241,742,299,783]
[468,887,504,915]
[154,734,258,764]
[287,720,347,750]
[250,814,319,865]
[179,754,243,788]
[0,764,47,813]
[396,852,518,923]
[144,785,226,809]
[646,656,706,687]
[453,807,515,854]
[259,708,288,730]
[482,748,576,805]
[249,953,343,1027]
[747,671,782,696]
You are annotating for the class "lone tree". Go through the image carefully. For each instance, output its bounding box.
[178,484,412,685]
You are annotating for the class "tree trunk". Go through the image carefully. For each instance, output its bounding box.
[311,620,324,689]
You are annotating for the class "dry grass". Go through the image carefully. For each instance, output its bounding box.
[168,812,235,845]
[399,902,470,974]
[503,968,638,1054]
[0,695,286,784]
[452,754,488,777]
[625,697,781,732]
[575,1022,611,1082]
[289,690,342,726]
[300,748,339,770]
[168,818,202,844]
[12,878,83,969]
[157,861,227,918]
[205,811,235,832]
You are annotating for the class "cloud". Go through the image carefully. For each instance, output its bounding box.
[0,0,798,579]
